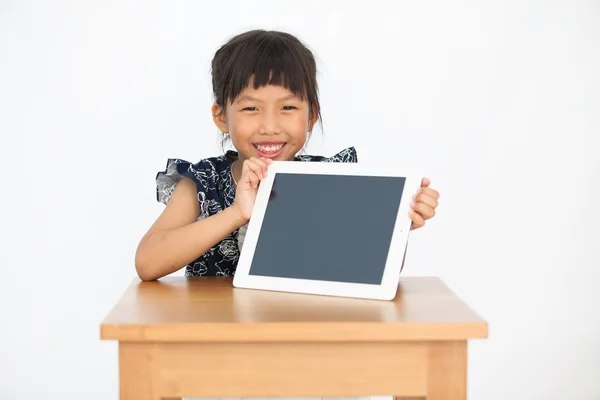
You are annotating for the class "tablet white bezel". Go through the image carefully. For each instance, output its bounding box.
[232,161,422,301]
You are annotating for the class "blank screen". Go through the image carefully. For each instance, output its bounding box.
[248,173,406,284]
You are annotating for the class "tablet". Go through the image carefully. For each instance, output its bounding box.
[232,161,421,301]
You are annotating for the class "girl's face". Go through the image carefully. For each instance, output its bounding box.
[213,83,315,163]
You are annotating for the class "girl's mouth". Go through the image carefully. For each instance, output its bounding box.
[253,142,286,158]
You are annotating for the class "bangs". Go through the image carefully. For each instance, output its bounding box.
[213,31,317,108]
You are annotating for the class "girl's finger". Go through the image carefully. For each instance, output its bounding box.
[242,170,260,189]
[248,157,269,168]
[244,158,265,171]
[417,186,440,200]
[413,192,438,209]
[244,159,268,179]
[421,177,431,188]
[412,202,435,219]
[409,210,425,229]
[251,157,271,175]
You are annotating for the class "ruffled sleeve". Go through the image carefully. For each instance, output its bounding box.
[296,146,358,163]
[155,158,216,205]
[324,146,357,163]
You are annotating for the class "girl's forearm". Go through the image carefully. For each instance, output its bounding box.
[135,206,247,281]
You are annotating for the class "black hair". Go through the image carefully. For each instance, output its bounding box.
[211,30,322,146]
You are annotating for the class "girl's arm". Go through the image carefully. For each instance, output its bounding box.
[134,177,247,281]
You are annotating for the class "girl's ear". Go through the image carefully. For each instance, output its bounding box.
[212,103,229,133]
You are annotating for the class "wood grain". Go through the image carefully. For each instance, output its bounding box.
[119,343,155,399]
[427,341,467,400]
[152,342,427,397]
[101,277,487,342]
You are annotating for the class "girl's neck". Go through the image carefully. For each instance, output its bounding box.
[230,158,242,187]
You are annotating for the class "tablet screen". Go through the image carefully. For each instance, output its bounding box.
[248,173,406,284]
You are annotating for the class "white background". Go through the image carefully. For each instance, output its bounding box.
[1,1,599,399]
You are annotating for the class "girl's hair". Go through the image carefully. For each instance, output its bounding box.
[211,30,322,146]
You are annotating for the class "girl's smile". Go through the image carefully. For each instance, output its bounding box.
[253,141,287,158]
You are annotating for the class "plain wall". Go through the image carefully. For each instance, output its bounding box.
[1,0,599,399]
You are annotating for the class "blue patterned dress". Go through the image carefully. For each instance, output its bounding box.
[155,147,357,277]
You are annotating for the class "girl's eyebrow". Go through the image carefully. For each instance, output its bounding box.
[234,95,260,104]
[234,94,298,104]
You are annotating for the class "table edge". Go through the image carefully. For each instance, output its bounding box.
[100,320,488,342]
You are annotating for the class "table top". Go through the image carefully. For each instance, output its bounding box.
[100,277,487,342]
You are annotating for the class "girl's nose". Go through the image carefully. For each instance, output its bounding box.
[258,111,281,135]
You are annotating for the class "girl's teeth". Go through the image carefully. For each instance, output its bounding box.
[257,144,283,152]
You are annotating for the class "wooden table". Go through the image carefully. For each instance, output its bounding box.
[100,277,487,400]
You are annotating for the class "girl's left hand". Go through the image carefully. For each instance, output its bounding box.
[409,178,440,230]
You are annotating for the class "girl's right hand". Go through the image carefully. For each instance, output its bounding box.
[231,157,273,222]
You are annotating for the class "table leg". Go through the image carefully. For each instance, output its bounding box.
[426,341,467,400]
[119,343,157,399]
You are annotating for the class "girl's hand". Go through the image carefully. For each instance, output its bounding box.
[231,157,273,222]
[409,178,440,230]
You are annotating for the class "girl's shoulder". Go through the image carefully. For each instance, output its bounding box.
[155,152,234,205]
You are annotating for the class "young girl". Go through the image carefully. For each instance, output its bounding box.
[135,29,440,281]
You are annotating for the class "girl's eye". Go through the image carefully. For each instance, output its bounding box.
[243,107,257,111]
[282,106,297,111]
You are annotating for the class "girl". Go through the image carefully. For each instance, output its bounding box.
[135,29,440,281]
